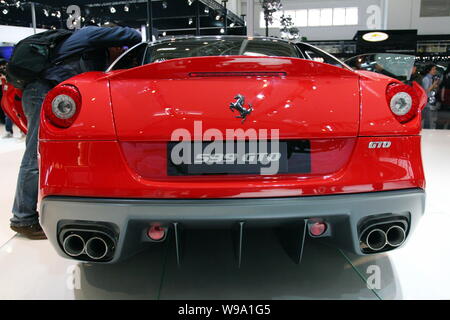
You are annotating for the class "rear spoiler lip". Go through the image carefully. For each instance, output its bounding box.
[188,71,288,78]
[100,55,359,81]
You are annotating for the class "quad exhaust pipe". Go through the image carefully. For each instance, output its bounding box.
[63,234,85,257]
[85,237,109,260]
[386,225,406,247]
[361,224,406,252]
[365,229,387,251]
[61,232,113,261]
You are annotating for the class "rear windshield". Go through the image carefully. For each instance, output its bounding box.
[345,53,415,81]
[144,38,300,63]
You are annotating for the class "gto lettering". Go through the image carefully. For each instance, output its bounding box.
[368,141,391,149]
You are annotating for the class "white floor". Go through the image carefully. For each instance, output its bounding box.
[0,129,449,300]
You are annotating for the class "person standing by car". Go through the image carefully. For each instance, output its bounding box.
[9,24,142,239]
[440,65,450,110]
[410,62,423,85]
[421,64,440,129]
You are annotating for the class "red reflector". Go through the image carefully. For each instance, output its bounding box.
[189,72,287,78]
[310,222,327,236]
[147,225,166,241]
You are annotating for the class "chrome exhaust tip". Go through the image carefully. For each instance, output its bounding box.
[85,236,109,260]
[365,228,387,251]
[386,225,406,247]
[63,234,85,257]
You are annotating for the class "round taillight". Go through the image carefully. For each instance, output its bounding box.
[386,82,419,124]
[390,92,412,116]
[52,94,77,119]
[386,82,422,123]
[43,84,81,128]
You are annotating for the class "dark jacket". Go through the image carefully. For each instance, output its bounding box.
[44,26,142,84]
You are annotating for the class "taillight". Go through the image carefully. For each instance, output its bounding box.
[43,84,81,128]
[386,82,420,123]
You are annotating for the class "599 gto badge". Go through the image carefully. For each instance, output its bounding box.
[195,152,282,165]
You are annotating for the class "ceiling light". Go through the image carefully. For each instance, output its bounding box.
[56,11,61,18]
[220,28,225,34]
[188,0,193,5]
[162,1,168,9]
[204,7,209,14]
[230,22,235,27]
[2,9,8,15]
[124,4,130,12]
[216,14,221,20]
[110,6,116,14]
[188,18,193,25]
[43,9,49,17]
[157,47,177,51]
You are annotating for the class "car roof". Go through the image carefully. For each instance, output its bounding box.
[147,35,303,46]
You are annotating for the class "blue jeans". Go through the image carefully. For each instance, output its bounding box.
[5,116,13,134]
[10,80,53,227]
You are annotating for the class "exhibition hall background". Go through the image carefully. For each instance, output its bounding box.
[0,0,448,129]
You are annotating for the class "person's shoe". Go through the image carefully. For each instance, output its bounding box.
[1,132,13,139]
[10,223,47,240]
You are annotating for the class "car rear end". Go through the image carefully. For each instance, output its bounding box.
[38,37,426,264]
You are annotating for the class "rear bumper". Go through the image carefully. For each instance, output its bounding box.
[40,188,425,264]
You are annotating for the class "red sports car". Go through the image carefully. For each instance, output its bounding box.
[4,37,427,264]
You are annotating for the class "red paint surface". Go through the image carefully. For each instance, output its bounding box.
[0,82,26,134]
[33,56,425,200]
